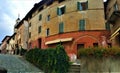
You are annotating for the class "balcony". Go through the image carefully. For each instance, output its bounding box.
[107,11,120,38]
[111,24,120,38]
[108,11,120,24]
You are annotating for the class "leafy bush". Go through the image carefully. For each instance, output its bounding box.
[25,45,70,73]
[78,47,120,58]
[20,48,27,56]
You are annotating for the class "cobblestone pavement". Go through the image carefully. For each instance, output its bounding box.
[0,54,44,73]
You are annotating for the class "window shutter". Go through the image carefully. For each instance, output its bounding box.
[59,8,62,15]
[46,28,49,36]
[57,7,62,16]
[64,6,66,13]
[77,2,82,11]
[38,26,41,33]
[77,2,80,10]
[39,14,42,21]
[57,7,59,15]
[59,22,64,33]
[114,3,118,11]
[86,1,88,9]
[79,20,85,30]
[79,3,82,11]
[106,23,110,30]
[47,15,50,21]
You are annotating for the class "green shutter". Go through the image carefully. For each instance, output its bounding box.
[59,22,64,33]
[39,14,42,21]
[57,6,66,16]
[77,2,80,10]
[57,7,59,15]
[106,23,110,30]
[38,26,41,33]
[77,2,82,11]
[47,15,50,21]
[64,6,66,13]
[87,1,88,9]
[79,20,85,30]
[77,2,79,10]
[57,7,61,16]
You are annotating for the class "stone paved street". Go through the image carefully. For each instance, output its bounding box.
[0,54,44,73]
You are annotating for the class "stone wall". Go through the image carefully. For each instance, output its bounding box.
[80,57,120,73]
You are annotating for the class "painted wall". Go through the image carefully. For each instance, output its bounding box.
[28,0,106,44]
[29,30,110,55]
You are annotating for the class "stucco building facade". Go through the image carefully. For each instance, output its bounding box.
[14,18,29,50]
[105,0,120,47]
[1,36,10,53]
[14,0,110,56]
[6,33,16,54]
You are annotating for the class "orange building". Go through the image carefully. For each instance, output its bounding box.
[105,0,120,47]
[1,36,10,53]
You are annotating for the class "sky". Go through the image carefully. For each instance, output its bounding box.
[0,0,41,43]
[0,0,107,43]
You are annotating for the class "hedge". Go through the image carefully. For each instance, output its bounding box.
[25,45,70,73]
[78,47,120,58]
[20,48,27,55]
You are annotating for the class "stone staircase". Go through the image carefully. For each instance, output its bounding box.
[0,54,43,73]
[68,63,80,73]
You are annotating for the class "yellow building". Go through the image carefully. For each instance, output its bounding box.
[6,33,16,54]
[15,0,110,56]
[14,18,29,51]
[105,0,120,47]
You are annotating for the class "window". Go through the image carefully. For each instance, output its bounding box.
[77,44,84,58]
[19,39,21,44]
[29,23,31,27]
[106,23,110,30]
[108,43,112,48]
[93,43,98,47]
[46,28,49,36]
[77,44,84,49]
[57,5,66,16]
[13,36,15,40]
[29,42,32,49]
[29,32,31,38]
[58,0,65,3]
[47,15,50,21]
[59,22,64,33]
[38,26,41,33]
[79,19,85,30]
[39,6,43,11]
[114,3,118,11]
[77,1,88,11]
[39,14,42,21]
[46,0,53,6]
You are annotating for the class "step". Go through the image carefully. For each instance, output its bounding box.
[68,64,80,73]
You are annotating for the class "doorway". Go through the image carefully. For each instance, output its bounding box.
[77,44,84,58]
[38,38,41,48]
